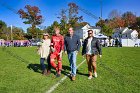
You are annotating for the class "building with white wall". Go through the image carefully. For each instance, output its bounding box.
[74,24,101,40]
[112,27,139,47]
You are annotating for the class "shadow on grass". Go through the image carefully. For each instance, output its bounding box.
[27,64,56,75]
[77,70,89,77]
[62,65,70,71]
[61,65,89,80]
[27,64,41,73]
[61,65,71,79]
[27,64,72,77]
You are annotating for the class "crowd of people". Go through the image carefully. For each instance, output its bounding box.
[0,40,31,47]
[37,26,102,81]
[100,38,122,47]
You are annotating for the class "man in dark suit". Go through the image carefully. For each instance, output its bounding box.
[82,30,102,79]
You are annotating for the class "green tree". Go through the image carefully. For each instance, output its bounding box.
[27,27,43,38]
[96,19,113,36]
[0,27,10,40]
[102,25,113,36]
[45,26,53,35]
[0,20,7,39]
[0,20,7,30]
[45,21,60,35]
[12,27,25,40]
[60,20,71,35]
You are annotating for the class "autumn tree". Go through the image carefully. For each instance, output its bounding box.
[55,2,84,35]
[68,3,83,27]
[137,17,140,38]
[18,5,43,38]
[98,10,136,36]
[108,10,125,28]
[107,17,125,29]
[122,11,136,27]
[130,16,140,38]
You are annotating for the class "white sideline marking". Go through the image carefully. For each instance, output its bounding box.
[45,59,86,93]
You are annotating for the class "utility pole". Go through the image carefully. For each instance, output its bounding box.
[100,0,103,34]
[10,25,13,41]
[100,0,102,20]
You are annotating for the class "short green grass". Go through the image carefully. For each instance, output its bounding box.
[0,47,140,93]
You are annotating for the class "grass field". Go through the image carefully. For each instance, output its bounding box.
[0,47,140,93]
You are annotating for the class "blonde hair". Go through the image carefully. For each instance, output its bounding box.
[54,26,60,30]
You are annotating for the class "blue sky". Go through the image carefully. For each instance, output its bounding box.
[0,0,140,32]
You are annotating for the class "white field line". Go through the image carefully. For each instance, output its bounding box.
[45,59,86,93]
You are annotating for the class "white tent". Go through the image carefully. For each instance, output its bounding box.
[95,34,108,38]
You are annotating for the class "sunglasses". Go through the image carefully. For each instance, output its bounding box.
[88,33,93,34]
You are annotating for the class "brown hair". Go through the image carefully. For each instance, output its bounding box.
[87,30,93,33]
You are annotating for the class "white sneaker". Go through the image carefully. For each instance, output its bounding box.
[94,72,97,78]
[88,76,93,79]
